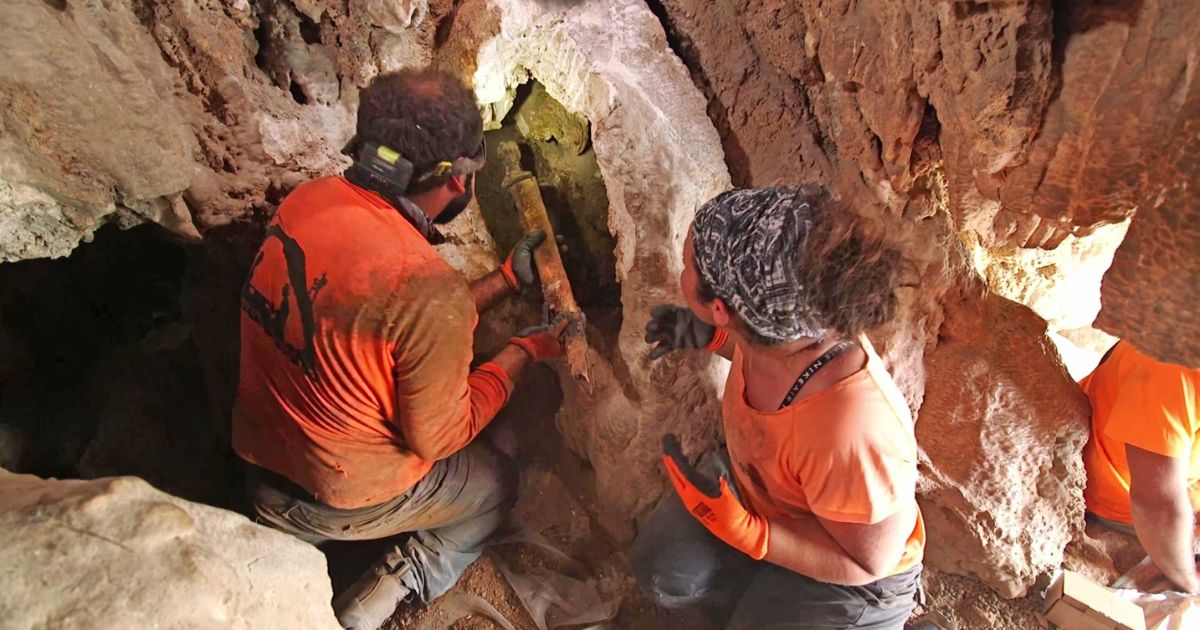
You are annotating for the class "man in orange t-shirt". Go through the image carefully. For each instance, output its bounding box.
[1081,340,1200,593]
[233,69,569,630]
[634,186,925,628]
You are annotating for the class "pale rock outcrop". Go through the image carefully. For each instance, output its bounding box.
[0,469,339,629]
[0,0,200,261]
[969,220,1130,333]
[916,291,1091,597]
[473,0,733,539]
[0,0,460,262]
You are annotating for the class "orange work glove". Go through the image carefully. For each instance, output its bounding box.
[661,434,770,560]
[508,312,573,361]
[500,231,546,292]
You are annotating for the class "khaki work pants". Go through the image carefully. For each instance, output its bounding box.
[244,441,515,603]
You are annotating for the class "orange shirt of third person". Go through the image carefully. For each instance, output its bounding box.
[1081,341,1200,524]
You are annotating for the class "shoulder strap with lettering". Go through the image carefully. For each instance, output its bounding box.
[778,340,857,410]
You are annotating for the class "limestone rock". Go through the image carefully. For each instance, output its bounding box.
[655,0,1198,241]
[0,469,339,629]
[0,0,362,261]
[515,83,591,155]
[0,0,198,261]
[356,0,429,34]
[1097,197,1200,367]
[1025,0,1200,367]
[968,221,1130,334]
[474,0,733,539]
[997,1,1200,233]
[917,292,1091,598]
[1063,520,1147,587]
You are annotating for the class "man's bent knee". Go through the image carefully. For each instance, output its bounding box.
[462,441,517,514]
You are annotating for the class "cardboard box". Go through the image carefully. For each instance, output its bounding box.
[1043,571,1146,630]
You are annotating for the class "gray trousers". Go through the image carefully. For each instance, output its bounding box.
[633,451,922,629]
[244,441,515,603]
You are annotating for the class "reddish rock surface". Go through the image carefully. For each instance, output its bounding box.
[916,291,1091,597]
[656,0,1200,366]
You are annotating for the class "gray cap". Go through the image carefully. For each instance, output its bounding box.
[691,186,825,342]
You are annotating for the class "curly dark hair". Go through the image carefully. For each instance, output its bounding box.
[696,185,903,345]
[355,68,482,194]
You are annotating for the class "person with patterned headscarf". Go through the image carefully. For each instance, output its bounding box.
[634,185,927,628]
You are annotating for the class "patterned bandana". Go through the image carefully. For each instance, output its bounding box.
[691,186,822,342]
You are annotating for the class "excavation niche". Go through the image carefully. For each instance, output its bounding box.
[470,0,735,539]
[475,81,622,342]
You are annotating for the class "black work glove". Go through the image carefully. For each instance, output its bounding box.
[662,434,720,497]
[645,304,716,360]
[501,231,547,292]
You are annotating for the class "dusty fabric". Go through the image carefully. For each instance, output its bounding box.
[691,186,820,342]
[1081,340,1200,523]
[632,449,922,629]
[234,176,512,510]
[723,337,925,575]
[246,441,514,602]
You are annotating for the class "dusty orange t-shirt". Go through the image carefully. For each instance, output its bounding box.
[233,177,512,509]
[1081,341,1200,523]
[723,338,925,576]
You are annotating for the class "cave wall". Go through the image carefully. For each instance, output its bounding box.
[652,0,1200,367]
[0,0,463,261]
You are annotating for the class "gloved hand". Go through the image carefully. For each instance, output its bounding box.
[509,311,574,361]
[645,304,717,360]
[661,434,769,559]
[501,231,547,292]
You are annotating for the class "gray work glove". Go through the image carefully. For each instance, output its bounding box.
[502,231,547,292]
[645,304,715,360]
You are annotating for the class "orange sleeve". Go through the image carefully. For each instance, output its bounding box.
[1102,361,1199,459]
[706,328,730,352]
[796,415,917,525]
[392,273,513,461]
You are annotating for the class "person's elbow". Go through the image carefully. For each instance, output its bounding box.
[402,425,465,461]
[408,439,455,462]
[845,544,906,585]
[830,506,916,585]
[1130,479,1190,520]
[859,553,904,583]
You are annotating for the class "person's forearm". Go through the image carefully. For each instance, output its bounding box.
[764,515,881,586]
[1132,492,1200,593]
[401,360,516,461]
[471,270,516,313]
[490,342,533,385]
